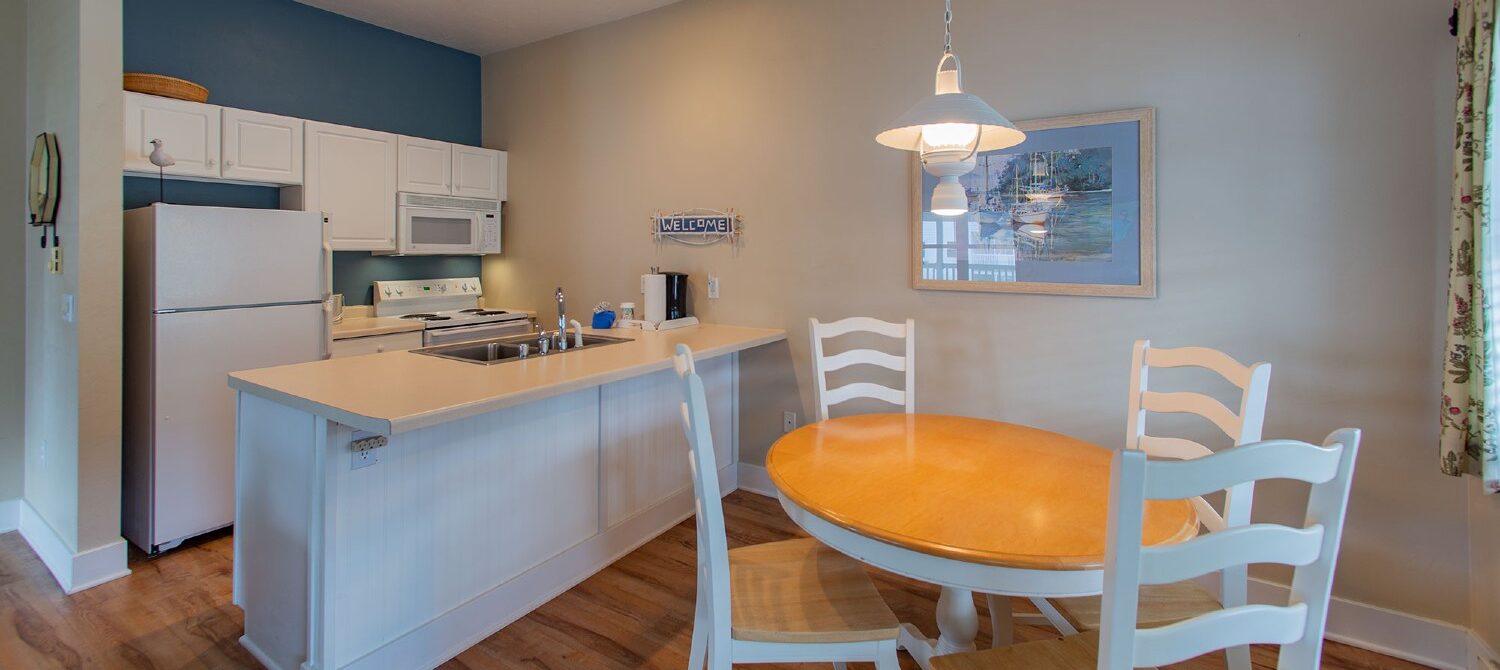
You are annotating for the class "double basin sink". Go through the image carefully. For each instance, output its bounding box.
[414,332,631,366]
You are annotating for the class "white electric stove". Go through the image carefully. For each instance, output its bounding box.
[373,277,533,346]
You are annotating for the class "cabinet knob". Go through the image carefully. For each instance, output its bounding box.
[224,159,233,167]
[206,158,216,167]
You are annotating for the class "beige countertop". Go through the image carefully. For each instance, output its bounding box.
[331,316,425,340]
[230,323,786,435]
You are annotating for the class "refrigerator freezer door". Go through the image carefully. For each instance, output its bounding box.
[151,204,325,311]
[151,302,325,546]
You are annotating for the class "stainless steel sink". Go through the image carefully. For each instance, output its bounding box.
[413,332,630,366]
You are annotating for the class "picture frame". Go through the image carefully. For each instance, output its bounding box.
[910,107,1156,297]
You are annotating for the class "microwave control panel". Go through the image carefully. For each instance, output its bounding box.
[478,213,502,254]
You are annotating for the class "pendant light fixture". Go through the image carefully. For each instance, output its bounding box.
[876,0,1025,217]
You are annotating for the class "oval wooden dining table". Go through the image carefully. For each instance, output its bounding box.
[766,413,1198,669]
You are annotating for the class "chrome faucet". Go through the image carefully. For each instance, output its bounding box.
[555,286,569,350]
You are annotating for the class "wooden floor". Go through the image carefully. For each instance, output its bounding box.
[0,491,1430,670]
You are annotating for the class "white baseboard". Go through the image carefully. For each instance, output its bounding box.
[1472,631,1500,670]
[17,499,130,594]
[0,498,19,534]
[737,462,775,497]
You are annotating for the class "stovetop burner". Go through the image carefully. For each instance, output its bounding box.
[459,309,510,316]
[401,313,451,321]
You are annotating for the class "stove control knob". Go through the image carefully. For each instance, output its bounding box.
[439,284,447,292]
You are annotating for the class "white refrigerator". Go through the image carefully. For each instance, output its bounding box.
[123,204,330,553]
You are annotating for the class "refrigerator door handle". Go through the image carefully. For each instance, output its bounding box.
[320,213,333,359]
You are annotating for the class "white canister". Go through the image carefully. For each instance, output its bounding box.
[620,302,636,321]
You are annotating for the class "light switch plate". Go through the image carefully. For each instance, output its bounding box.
[61,294,74,323]
[783,411,797,433]
[707,275,720,299]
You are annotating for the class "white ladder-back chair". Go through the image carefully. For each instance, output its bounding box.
[674,344,901,670]
[933,429,1361,670]
[988,339,1271,669]
[809,317,916,421]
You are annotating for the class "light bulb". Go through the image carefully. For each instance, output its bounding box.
[931,176,969,216]
[921,123,979,152]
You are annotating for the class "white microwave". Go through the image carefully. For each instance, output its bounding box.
[383,193,501,256]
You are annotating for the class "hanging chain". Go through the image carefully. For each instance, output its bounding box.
[943,0,953,53]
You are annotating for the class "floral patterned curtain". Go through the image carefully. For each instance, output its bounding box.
[1442,0,1500,494]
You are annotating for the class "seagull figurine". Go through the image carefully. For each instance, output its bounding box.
[148,138,176,168]
[148,139,175,203]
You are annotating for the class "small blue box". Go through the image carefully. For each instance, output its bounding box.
[591,311,617,329]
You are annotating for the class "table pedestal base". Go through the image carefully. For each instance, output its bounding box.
[899,586,981,669]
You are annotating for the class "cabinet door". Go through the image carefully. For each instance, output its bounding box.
[124,92,222,178]
[398,136,453,195]
[222,108,304,185]
[452,145,505,200]
[329,331,423,358]
[305,121,398,251]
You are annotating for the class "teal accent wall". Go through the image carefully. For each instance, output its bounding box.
[123,0,483,303]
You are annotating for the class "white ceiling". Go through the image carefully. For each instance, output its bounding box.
[296,0,686,55]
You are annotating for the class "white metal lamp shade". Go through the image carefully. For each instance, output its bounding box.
[875,92,1025,154]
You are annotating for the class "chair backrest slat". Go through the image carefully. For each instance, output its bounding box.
[673,344,732,644]
[1142,346,1261,388]
[1139,391,1243,439]
[1138,524,1325,585]
[820,348,908,373]
[1143,439,1344,501]
[1095,429,1361,670]
[810,317,915,421]
[1137,435,1215,460]
[1131,604,1310,668]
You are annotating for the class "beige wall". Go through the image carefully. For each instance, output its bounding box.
[24,0,123,552]
[0,0,26,502]
[481,0,1467,623]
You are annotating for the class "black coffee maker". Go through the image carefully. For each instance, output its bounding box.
[662,271,689,320]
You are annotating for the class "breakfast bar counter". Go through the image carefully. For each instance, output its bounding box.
[230,323,784,670]
[231,323,784,434]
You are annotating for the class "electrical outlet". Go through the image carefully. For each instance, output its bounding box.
[40,439,47,468]
[350,434,387,470]
[61,294,74,323]
[783,411,797,433]
[48,247,62,274]
[352,448,379,470]
[707,275,720,299]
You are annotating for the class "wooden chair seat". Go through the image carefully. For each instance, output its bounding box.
[1055,581,1221,631]
[930,630,1160,670]
[728,537,901,644]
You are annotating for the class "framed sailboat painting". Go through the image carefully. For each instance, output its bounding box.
[910,107,1156,297]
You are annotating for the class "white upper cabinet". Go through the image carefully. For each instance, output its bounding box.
[124,92,222,179]
[300,121,398,251]
[222,108,304,185]
[397,136,453,195]
[452,145,506,200]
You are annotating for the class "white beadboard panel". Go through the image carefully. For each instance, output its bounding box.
[599,355,734,528]
[330,388,601,667]
[235,392,321,670]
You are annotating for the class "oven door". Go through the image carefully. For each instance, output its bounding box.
[423,319,533,346]
[398,206,481,254]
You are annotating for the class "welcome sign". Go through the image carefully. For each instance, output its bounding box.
[652,209,741,247]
